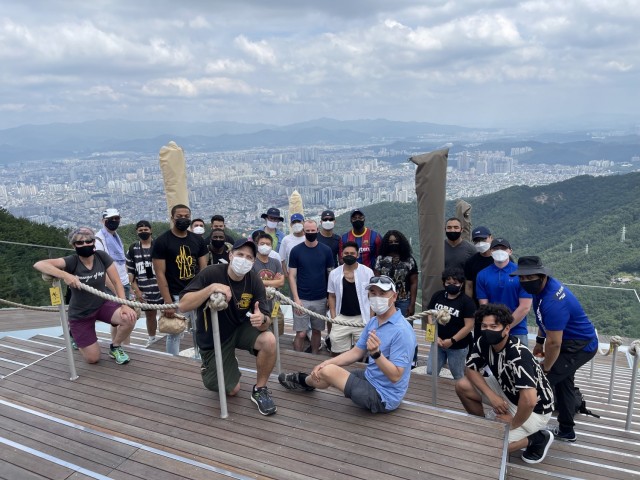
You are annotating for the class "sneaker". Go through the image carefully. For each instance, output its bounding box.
[70,338,78,350]
[522,430,554,464]
[251,386,277,416]
[278,372,315,391]
[109,346,130,365]
[550,426,577,443]
[324,336,332,353]
[145,336,157,348]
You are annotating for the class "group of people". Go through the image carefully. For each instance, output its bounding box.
[32,205,599,466]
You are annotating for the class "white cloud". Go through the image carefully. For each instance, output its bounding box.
[234,35,277,66]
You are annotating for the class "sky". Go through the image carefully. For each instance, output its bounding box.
[1,0,639,130]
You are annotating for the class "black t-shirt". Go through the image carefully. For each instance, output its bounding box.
[464,253,495,304]
[467,336,554,414]
[317,232,341,268]
[152,230,208,296]
[64,251,112,320]
[340,277,361,316]
[427,290,476,349]
[180,264,270,348]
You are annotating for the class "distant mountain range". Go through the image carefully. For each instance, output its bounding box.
[1,118,639,164]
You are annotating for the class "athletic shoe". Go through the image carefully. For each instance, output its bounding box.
[550,426,577,443]
[522,430,554,464]
[324,336,332,353]
[108,346,130,365]
[145,336,157,347]
[70,338,78,350]
[251,386,277,416]
[278,372,315,391]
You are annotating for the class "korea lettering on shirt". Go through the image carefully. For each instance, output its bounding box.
[433,303,460,317]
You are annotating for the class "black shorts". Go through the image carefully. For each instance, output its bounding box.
[344,369,387,413]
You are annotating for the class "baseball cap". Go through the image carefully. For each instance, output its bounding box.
[102,208,120,219]
[290,213,304,223]
[365,275,397,292]
[350,208,365,218]
[490,237,511,249]
[321,210,335,219]
[471,226,491,240]
[232,238,257,256]
[260,207,284,222]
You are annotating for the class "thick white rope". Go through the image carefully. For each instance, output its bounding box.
[629,339,640,357]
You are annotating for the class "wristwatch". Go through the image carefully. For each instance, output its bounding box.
[371,351,381,360]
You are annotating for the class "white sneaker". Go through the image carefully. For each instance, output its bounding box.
[145,336,157,347]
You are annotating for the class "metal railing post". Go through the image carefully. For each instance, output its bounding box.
[431,322,438,407]
[53,279,78,381]
[625,352,639,431]
[607,344,618,404]
[589,356,594,379]
[211,309,228,419]
[272,307,281,375]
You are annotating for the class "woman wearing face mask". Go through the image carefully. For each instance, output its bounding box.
[426,267,476,380]
[33,227,137,365]
[374,230,418,318]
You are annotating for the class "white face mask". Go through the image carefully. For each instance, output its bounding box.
[193,226,205,235]
[292,223,304,233]
[257,244,272,256]
[231,256,254,275]
[492,250,509,263]
[321,221,335,230]
[266,220,278,229]
[370,296,391,315]
[475,241,490,253]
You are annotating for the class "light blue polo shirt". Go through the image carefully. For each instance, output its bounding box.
[355,309,417,411]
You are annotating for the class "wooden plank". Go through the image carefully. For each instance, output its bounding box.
[0,444,74,480]
[0,337,61,355]
[0,309,60,332]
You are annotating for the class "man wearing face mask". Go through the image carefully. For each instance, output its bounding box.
[279,275,417,413]
[456,304,555,464]
[288,219,334,354]
[208,228,232,265]
[152,204,209,355]
[511,256,598,443]
[317,210,340,268]
[476,238,532,346]
[257,207,285,253]
[190,218,206,238]
[327,241,374,356]
[179,238,277,416]
[96,208,131,300]
[126,220,162,347]
[252,232,285,335]
[444,217,476,271]
[339,208,381,269]
[278,213,306,277]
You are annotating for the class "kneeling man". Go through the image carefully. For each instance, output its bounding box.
[180,238,277,416]
[456,304,555,463]
[279,275,416,413]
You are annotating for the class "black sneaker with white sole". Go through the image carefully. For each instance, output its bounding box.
[550,426,577,443]
[251,385,277,416]
[522,430,554,464]
[278,372,315,391]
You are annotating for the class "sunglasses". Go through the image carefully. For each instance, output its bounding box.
[74,239,95,246]
[369,276,394,286]
[322,218,335,221]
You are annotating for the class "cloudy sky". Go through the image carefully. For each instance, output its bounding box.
[1,0,638,130]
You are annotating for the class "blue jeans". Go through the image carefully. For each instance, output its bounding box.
[395,298,411,317]
[512,334,530,349]
[166,294,197,356]
[427,345,469,380]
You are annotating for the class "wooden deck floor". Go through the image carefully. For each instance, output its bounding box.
[1,308,639,479]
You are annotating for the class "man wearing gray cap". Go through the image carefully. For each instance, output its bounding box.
[512,256,598,443]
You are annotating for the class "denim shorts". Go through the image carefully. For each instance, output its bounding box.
[344,369,387,413]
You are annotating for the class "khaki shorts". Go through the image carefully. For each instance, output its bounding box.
[200,321,262,394]
[479,375,551,442]
[329,315,364,353]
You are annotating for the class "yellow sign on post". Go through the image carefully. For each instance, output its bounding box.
[50,287,62,306]
[425,323,436,343]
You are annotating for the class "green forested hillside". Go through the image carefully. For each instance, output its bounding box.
[2,172,640,336]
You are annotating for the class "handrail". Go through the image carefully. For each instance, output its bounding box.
[0,239,73,251]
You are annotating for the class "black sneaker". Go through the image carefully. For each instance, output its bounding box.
[324,336,332,352]
[278,372,315,391]
[522,430,554,464]
[550,426,577,443]
[251,386,277,416]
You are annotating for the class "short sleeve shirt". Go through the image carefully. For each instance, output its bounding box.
[426,290,476,349]
[64,251,113,320]
[152,230,208,296]
[288,242,333,300]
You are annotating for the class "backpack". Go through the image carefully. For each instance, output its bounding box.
[574,387,600,418]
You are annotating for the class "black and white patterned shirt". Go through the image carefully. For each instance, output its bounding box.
[467,336,554,414]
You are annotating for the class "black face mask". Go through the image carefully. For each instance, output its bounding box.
[105,219,120,231]
[75,245,95,258]
[305,232,318,242]
[481,328,506,346]
[387,243,399,252]
[520,279,544,295]
[343,255,357,266]
[446,231,461,241]
[351,220,365,231]
[211,239,225,250]
[444,284,462,296]
[174,218,191,231]
[138,232,151,241]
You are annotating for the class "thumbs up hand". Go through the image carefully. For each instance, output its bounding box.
[249,301,267,328]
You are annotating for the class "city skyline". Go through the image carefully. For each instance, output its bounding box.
[1,1,639,131]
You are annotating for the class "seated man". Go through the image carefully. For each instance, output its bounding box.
[456,304,555,464]
[278,275,417,413]
[179,238,277,416]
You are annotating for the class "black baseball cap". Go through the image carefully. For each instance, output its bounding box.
[232,238,257,256]
[321,210,335,219]
[490,237,511,249]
